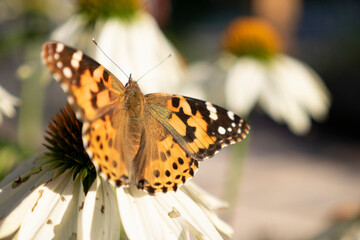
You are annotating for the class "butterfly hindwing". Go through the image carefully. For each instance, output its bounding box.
[132,114,199,194]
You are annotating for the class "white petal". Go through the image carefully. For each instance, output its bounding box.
[180,183,233,237]
[260,55,328,134]
[17,171,74,240]
[0,155,40,189]
[274,55,331,121]
[117,185,223,240]
[0,85,20,121]
[51,14,89,46]
[0,163,54,236]
[78,176,120,240]
[225,57,265,115]
[180,182,228,210]
[53,175,85,240]
[117,186,186,240]
[95,11,185,94]
[156,191,223,240]
[0,167,53,239]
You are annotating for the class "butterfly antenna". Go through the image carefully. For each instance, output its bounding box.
[92,38,129,79]
[136,53,173,82]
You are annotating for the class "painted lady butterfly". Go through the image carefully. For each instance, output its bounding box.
[42,42,250,194]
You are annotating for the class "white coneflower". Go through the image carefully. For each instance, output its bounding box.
[222,17,331,135]
[0,85,20,125]
[0,104,232,239]
[50,0,185,94]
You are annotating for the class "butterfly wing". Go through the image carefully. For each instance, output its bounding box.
[42,42,125,121]
[42,42,130,187]
[135,93,250,194]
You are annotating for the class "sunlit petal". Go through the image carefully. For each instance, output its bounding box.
[17,170,74,240]
[95,11,185,94]
[78,176,120,240]
[53,175,85,240]
[225,56,265,115]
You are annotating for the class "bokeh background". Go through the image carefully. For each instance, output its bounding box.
[1,0,360,239]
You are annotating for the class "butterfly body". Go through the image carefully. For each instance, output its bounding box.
[42,42,250,194]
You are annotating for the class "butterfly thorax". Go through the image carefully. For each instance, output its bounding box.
[122,77,146,173]
[124,77,145,118]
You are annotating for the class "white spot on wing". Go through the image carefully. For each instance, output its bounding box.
[227,111,235,121]
[218,126,226,135]
[56,61,63,68]
[63,67,72,78]
[73,50,83,61]
[56,43,65,53]
[71,50,83,69]
[67,96,74,104]
[231,123,236,127]
[227,127,232,132]
[237,128,242,134]
[71,59,79,69]
[206,102,217,113]
[209,112,218,120]
[54,53,60,60]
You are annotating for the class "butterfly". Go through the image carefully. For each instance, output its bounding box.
[42,42,250,194]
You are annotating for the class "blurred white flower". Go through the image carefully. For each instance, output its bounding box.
[0,85,20,125]
[222,17,331,135]
[0,104,232,239]
[51,0,185,94]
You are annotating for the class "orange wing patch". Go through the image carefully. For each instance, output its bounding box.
[134,115,198,194]
[83,111,129,187]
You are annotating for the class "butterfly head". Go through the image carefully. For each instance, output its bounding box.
[124,74,138,88]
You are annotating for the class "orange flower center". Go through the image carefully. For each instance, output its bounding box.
[222,17,282,59]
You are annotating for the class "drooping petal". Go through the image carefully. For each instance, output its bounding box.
[156,190,223,240]
[0,162,54,239]
[78,176,120,240]
[274,55,331,121]
[225,56,265,116]
[53,175,85,240]
[17,170,74,240]
[117,185,188,240]
[180,183,233,237]
[117,185,223,240]
[181,182,228,211]
[0,158,54,237]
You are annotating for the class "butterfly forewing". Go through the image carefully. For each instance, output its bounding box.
[145,94,250,160]
[42,42,125,121]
